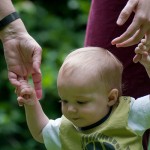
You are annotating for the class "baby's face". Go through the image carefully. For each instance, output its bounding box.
[57,74,110,128]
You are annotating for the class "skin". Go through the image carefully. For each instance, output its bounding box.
[0,0,42,99]
[57,70,118,128]
[16,78,48,143]
[133,39,150,77]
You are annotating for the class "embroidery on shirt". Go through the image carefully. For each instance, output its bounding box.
[81,132,130,150]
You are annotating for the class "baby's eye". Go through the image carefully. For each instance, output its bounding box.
[77,101,87,105]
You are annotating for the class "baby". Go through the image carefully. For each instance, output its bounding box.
[16,45,150,150]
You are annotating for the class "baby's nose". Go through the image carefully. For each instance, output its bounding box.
[67,104,77,113]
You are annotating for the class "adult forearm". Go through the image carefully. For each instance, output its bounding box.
[24,101,49,143]
[0,0,15,19]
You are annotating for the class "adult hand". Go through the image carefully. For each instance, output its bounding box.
[0,19,42,99]
[111,0,150,47]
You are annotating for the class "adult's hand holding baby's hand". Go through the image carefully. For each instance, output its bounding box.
[0,19,42,99]
[15,78,37,107]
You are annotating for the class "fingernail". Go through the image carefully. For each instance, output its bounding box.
[117,19,123,25]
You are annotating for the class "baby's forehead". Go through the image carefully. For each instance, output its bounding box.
[65,49,103,61]
[58,62,103,89]
[58,67,105,94]
[59,47,122,79]
[60,59,98,79]
[62,51,105,71]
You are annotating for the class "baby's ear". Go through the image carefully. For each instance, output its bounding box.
[107,89,118,106]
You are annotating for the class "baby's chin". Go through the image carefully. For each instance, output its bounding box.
[68,118,89,128]
[71,120,96,129]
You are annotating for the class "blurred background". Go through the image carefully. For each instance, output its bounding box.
[0,0,90,149]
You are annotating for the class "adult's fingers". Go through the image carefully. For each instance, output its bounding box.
[31,41,42,99]
[117,0,137,25]
[32,41,42,73]
[115,26,147,47]
[8,71,20,87]
[112,19,141,46]
[32,72,42,99]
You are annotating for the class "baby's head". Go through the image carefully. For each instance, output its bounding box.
[57,47,123,128]
[58,47,123,96]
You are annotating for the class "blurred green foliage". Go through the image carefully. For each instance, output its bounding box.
[0,0,90,149]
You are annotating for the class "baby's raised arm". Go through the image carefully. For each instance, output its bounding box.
[133,39,150,77]
[16,78,49,143]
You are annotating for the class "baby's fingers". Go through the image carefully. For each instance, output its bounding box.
[137,43,147,50]
[17,96,25,107]
[135,46,147,55]
[142,52,150,63]
[20,87,33,98]
[133,54,141,63]
[17,96,35,106]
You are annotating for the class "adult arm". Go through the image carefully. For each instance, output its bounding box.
[112,0,150,47]
[0,0,42,99]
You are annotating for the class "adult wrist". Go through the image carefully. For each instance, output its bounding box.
[0,12,20,30]
[0,17,27,42]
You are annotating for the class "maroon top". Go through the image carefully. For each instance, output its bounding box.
[84,0,150,99]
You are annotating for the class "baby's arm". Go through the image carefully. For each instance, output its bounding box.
[133,39,150,77]
[16,79,49,143]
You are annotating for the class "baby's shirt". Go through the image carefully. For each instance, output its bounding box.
[42,95,150,150]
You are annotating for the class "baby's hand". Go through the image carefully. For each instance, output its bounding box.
[133,38,150,68]
[16,78,37,107]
